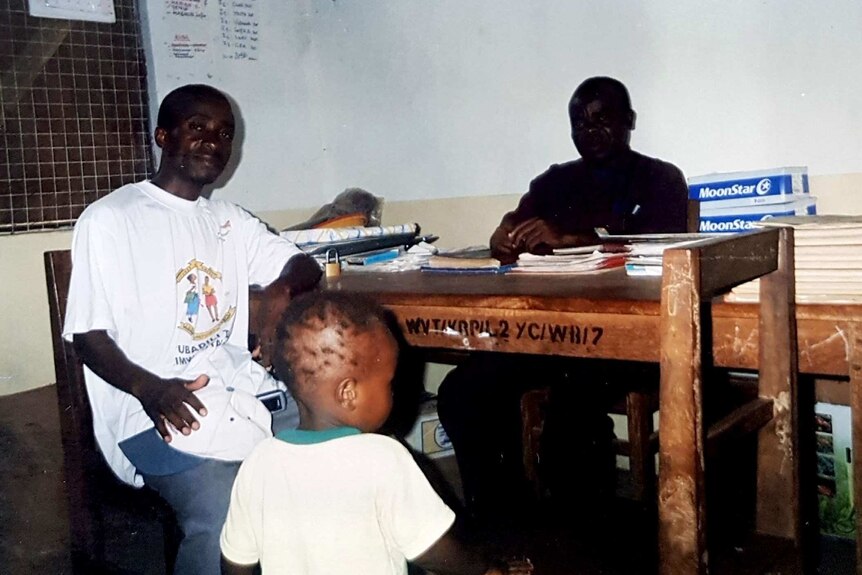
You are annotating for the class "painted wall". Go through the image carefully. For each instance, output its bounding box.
[139,0,862,213]
[0,230,73,395]
[4,1,862,395]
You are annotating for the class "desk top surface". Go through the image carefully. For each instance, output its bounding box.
[317,268,862,375]
[326,268,862,320]
[325,268,663,312]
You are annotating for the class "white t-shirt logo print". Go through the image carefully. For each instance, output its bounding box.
[217,219,232,241]
[176,260,235,341]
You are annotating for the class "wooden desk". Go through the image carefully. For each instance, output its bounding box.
[322,228,823,575]
[719,301,862,575]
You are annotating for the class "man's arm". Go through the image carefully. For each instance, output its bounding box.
[73,331,208,441]
[253,253,322,367]
[635,161,690,234]
[490,172,547,264]
[508,217,600,255]
[491,164,598,262]
[413,531,533,575]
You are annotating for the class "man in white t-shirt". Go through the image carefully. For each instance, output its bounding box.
[63,84,322,575]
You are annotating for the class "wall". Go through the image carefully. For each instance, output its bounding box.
[255,175,862,249]
[0,230,72,395]
[139,0,862,213]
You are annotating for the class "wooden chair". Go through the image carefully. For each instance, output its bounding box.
[521,383,659,503]
[44,249,180,573]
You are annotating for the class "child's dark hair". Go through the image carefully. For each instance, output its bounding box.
[271,291,394,392]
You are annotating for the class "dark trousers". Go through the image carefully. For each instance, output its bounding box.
[437,353,640,518]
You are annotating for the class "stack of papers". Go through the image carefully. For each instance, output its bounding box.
[421,247,510,273]
[511,249,626,274]
[594,229,719,276]
[624,238,705,277]
[727,216,862,303]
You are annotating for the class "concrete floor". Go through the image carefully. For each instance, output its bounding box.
[0,385,856,574]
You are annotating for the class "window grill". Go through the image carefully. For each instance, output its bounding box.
[0,0,152,234]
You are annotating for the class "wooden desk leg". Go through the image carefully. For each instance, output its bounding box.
[755,227,808,558]
[850,323,862,575]
[658,249,707,575]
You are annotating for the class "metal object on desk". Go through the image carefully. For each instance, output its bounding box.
[325,249,341,278]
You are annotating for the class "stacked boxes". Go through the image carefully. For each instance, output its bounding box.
[688,167,816,233]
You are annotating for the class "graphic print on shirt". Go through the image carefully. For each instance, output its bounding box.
[183,273,201,322]
[217,219,232,241]
[175,259,236,349]
[202,275,219,321]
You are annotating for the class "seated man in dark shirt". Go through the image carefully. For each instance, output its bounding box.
[437,76,689,522]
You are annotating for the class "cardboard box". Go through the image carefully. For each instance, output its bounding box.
[688,166,809,207]
[404,399,454,459]
[698,197,817,233]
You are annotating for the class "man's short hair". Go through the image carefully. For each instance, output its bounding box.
[569,76,632,117]
[157,84,230,131]
[272,291,394,393]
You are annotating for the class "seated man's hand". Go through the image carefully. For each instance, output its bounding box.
[509,217,563,255]
[254,254,323,368]
[135,374,209,442]
[490,224,521,264]
[282,253,322,297]
[510,217,597,255]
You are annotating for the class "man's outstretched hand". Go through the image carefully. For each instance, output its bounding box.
[135,374,210,442]
[74,330,211,442]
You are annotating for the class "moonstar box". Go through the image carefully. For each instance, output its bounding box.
[698,196,817,234]
[688,166,809,208]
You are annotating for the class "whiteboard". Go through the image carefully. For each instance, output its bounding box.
[140,0,862,213]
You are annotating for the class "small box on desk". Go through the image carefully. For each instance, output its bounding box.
[404,398,454,459]
[688,166,809,209]
[698,196,817,234]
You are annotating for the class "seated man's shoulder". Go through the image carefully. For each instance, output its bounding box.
[632,151,686,180]
[531,159,583,188]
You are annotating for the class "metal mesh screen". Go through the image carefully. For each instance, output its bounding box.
[0,0,152,234]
